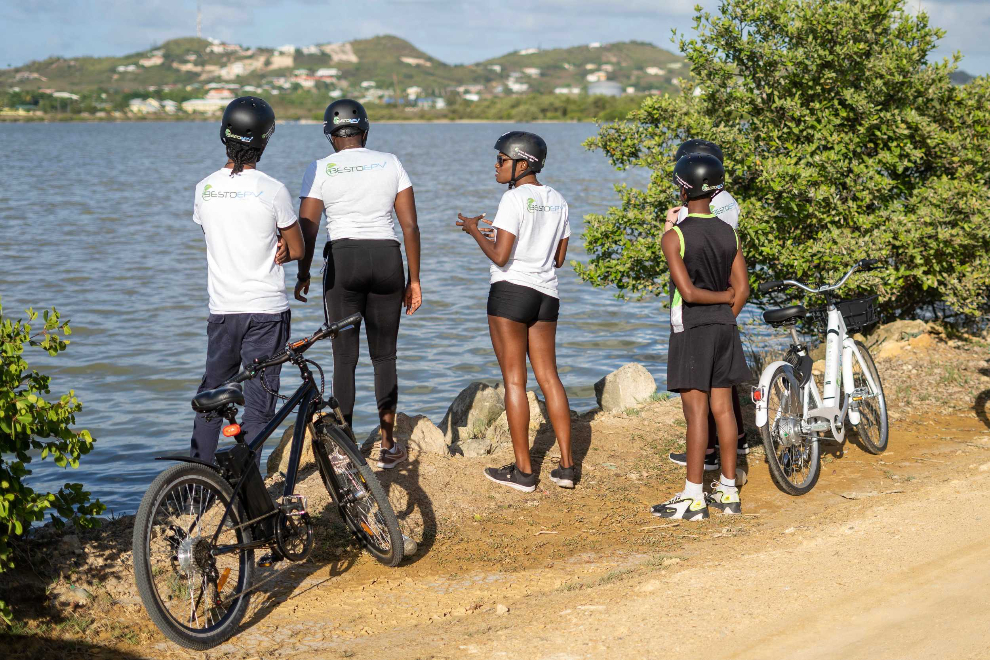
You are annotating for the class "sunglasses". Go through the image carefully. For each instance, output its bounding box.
[496,154,512,167]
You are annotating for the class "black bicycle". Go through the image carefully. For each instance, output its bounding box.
[132,313,403,650]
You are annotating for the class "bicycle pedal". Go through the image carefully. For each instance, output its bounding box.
[280,494,308,516]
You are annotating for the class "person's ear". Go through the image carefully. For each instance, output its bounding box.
[679,188,688,202]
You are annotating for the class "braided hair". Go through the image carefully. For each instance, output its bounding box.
[331,126,364,139]
[226,141,263,176]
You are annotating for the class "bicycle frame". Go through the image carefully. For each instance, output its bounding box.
[755,304,881,443]
[154,367,333,556]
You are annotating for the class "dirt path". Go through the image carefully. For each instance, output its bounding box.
[5,333,990,659]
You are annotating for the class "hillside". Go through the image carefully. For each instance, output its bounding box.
[0,34,683,100]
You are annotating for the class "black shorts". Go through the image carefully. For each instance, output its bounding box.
[487,281,560,324]
[666,323,749,392]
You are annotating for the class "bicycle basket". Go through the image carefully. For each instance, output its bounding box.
[808,295,879,333]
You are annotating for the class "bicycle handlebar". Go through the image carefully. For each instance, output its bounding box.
[757,259,884,296]
[225,314,363,384]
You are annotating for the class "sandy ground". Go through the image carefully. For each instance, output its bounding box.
[4,331,990,659]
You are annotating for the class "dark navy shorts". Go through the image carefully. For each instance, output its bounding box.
[487,281,559,324]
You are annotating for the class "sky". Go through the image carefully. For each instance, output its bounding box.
[1,0,987,75]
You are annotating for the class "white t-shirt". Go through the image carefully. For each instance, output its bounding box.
[490,184,571,298]
[677,190,739,229]
[299,147,412,241]
[193,168,298,315]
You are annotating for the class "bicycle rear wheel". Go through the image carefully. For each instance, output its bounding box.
[311,420,403,567]
[132,463,254,649]
[848,340,889,454]
[760,364,820,495]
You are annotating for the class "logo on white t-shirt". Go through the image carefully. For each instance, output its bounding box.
[201,184,264,202]
[325,161,387,177]
[526,197,565,213]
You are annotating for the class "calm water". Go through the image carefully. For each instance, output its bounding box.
[1,121,764,515]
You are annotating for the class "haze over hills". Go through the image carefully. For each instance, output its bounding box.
[0,35,686,100]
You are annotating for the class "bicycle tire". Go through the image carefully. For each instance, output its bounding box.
[310,420,403,567]
[848,340,889,454]
[133,463,254,650]
[760,364,821,495]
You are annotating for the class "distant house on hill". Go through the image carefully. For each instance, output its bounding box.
[205,89,235,100]
[128,98,162,114]
[588,81,623,97]
[182,98,230,114]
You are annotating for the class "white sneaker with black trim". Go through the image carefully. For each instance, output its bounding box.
[707,482,742,515]
[651,492,709,521]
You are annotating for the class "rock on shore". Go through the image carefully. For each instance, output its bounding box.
[594,363,657,412]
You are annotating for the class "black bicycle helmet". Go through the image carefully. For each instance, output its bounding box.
[494,130,547,187]
[220,96,276,149]
[673,153,725,200]
[674,138,724,164]
[324,99,370,147]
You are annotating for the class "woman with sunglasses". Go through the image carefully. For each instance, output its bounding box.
[456,131,575,492]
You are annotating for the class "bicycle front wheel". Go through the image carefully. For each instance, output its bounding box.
[311,420,403,567]
[760,364,820,495]
[848,340,889,454]
[132,463,254,649]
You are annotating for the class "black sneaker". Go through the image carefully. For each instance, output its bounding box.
[549,466,577,489]
[483,463,537,492]
[667,451,719,470]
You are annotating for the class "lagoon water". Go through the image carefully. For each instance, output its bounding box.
[1,121,766,515]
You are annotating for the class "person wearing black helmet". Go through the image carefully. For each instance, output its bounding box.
[456,130,575,492]
[190,96,305,469]
[294,99,422,471]
[663,139,748,472]
[651,153,750,521]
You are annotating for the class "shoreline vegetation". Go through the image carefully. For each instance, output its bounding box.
[0,93,645,124]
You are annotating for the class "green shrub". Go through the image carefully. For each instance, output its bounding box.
[578,0,990,325]
[0,301,104,623]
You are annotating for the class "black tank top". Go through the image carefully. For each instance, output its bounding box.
[669,213,738,332]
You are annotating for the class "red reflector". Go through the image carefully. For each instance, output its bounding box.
[222,424,241,437]
[752,388,763,402]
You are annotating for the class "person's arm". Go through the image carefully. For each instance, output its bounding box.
[729,248,749,317]
[457,213,515,267]
[663,205,683,234]
[554,238,569,268]
[293,197,323,302]
[661,230,734,305]
[394,187,422,315]
[278,221,305,261]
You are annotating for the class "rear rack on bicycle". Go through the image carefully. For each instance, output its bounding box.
[808,295,879,333]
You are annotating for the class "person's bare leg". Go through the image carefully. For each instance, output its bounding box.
[488,315,532,473]
[379,410,395,449]
[711,387,737,480]
[527,320,572,468]
[680,389,711,485]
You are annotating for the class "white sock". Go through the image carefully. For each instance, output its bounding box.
[683,479,704,500]
[720,473,737,489]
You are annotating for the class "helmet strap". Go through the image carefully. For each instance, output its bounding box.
[508,160,536,189]
[361,131,369,148]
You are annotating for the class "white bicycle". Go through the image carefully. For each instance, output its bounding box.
[753,259,888,495]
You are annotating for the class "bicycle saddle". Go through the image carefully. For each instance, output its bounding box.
[191,383,245,413]
[763,305,807,326]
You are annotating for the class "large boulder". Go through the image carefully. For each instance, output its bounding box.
[594,363,657,412]
[438,382,505,444]
[364,413,448,455]
[483,391,548,454]
[870,319,929,345]
[266,422,316,477]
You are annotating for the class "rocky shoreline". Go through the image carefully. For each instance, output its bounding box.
[268,362,659,472]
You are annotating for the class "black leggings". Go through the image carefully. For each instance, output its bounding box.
[322,239,404,424]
